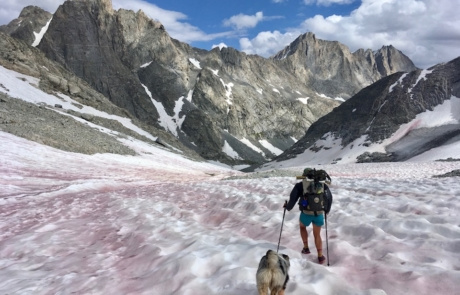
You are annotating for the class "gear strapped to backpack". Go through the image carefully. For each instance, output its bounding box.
[297,169,331,216]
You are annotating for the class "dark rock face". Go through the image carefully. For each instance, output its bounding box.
[2,0,421,165]
[275,57,460,164]
[0,31,200,159]
[374,45,417,76]
[36,0,161,127]
[356,152,394,163]
[433,169,460,178]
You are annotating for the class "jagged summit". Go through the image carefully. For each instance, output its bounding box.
[272,32,338,59]
[271,32,418,100]
[374,45,416,76]
[0,6,52,45]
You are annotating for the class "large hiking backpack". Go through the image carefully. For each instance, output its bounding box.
[298,169,331,215]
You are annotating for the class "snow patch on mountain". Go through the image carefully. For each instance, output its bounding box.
[413,69,433,88]
[297,97,309,104]
[0,65,156,141]
[389,73,408,93]
[209,68,219,76]
[316,92,345,102]
[189,58,201,69]
[223,140,241,159]
[220,79,234,113]
[32,17,52,47]
[262,95,460,168]
[140,61,152,68]
[142,84,180,136]
[259,140,283,156]
[240,138,266,157]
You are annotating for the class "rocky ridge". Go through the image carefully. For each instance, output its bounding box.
[272,33,417,100]
[273,57,460,165]
[1,0,418,165]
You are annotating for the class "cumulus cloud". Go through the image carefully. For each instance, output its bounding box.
[242,0,460,68]
[223,11,265,30]
[239,31,298,57]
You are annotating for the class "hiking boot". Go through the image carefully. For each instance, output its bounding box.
[301,247,311,254]
[318,255,326,264]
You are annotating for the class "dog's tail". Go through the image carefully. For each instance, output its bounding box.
[257,250,290,294]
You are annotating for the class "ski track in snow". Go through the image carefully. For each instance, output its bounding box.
[1,132,460,295]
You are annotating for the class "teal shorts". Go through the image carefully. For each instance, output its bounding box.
[299,212,324,227]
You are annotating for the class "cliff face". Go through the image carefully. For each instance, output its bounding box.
[0,31,199,159]
[274,57,460,164]
[272,33,418,100]
[2,0,419,165]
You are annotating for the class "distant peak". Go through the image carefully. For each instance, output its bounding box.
[19,6,49,17]
[379,45,396,51]
[300,32,316,41]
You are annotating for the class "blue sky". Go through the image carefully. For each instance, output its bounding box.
[157,0,361,51]
[1,0,459,69]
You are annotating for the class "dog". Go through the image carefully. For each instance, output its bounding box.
[256,249,290,295]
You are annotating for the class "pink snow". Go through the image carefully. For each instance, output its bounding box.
[1,131,460,295]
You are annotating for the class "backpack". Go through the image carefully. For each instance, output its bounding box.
[297,169,331,215]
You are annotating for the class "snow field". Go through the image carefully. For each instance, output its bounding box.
[1,131,459,294]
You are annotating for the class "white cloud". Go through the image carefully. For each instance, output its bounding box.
[223,11,283,31]
[303,14,342,34]
[223,11,264,30]
[240,31,298,57]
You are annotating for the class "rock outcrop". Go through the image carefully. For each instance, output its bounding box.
[273,57,460,164]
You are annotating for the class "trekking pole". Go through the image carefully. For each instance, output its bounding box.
[277,201,287,253]
[325,212,330,266]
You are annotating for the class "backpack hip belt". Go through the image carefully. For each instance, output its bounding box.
[302,210,324,216]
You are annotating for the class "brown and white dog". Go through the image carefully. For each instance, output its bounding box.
[256,250,290,295]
